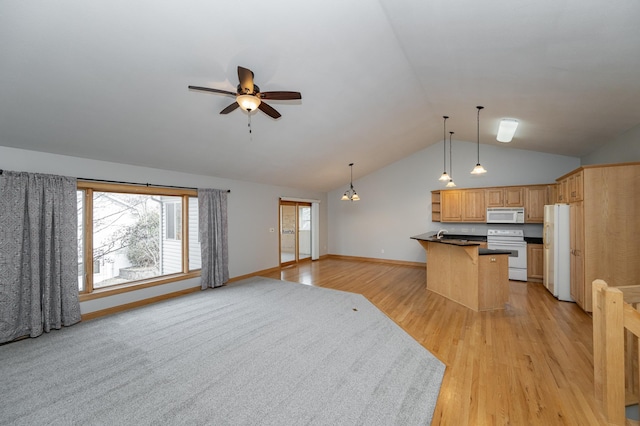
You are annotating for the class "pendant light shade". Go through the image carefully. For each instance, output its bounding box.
[341,163,360,201]
[438,116,450,182]
[445,131,456,187]
[471,106,487,175]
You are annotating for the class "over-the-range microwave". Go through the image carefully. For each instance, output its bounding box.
[486,207,525,224]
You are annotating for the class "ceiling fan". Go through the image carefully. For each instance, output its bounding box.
[188,66,302,119]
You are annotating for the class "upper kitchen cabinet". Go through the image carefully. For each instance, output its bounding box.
[556,170,583,203]
[504,187,525,207]
[462,189,486,222]
[524,185,551,223]
[438,189,487,222]
[485,186,525,207]
[440,190,462,222]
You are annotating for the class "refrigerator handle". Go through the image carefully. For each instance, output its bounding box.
[543,224,550,248]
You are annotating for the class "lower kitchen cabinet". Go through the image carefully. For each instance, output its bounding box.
[527,244,543,282]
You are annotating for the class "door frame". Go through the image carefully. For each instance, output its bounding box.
[279,199,312,267]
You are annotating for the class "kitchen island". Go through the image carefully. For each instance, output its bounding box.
[411,232,511,311]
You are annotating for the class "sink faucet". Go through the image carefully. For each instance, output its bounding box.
[436,229,448,239]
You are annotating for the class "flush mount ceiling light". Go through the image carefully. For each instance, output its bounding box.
[446,131,456,188]
[341,163,360,201]
[497,119,519,143]
[471,106,487,175]
[438,115,450,182]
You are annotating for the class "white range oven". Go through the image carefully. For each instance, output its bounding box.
[487,229,528,281]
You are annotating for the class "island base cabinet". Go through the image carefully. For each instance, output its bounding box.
[423,241,509,311]
[478,255,509,311]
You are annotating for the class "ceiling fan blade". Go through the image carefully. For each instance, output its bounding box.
[260,91,302,100]
[237,66,255,94]
[220,102,240,114]
[258,102,281,119]
[188,86,236,96]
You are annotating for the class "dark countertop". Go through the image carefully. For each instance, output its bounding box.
[525,237,543,244]
[412,231,543,245]
[411,233,510,255]
[411,233,482,246]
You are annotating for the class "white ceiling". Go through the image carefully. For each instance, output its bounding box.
[1,0,639,192]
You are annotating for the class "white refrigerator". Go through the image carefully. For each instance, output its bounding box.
[543,204,573,302]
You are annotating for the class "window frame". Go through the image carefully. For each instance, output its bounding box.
[77,181,201,302]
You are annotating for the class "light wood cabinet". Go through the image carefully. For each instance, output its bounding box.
[524,185,549,223]
[485,188,504,207]
[431,191,441,222]
[485,186,525,207]
[527,243,544,282]
[462,189,486,222]
[568,170,583,202]
[559,163,640,312]
[504,187,525,207]
[557,178,569,203]
[570,201,584,307]
[441,190,462,222]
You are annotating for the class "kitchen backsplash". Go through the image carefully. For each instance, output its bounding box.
[434,223,543,239]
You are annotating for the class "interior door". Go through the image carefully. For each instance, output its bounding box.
[279,200,312,266]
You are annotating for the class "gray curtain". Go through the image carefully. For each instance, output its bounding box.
[0,171,81,344]
[198,188,229,289]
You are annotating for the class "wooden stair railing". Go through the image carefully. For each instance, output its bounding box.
[593,279,640,426]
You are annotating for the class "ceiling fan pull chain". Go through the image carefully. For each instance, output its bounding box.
[248,112,252,134]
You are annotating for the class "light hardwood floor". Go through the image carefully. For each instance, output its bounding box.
[261,257,606,425]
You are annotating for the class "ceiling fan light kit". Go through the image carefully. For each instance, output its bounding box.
[188,66,302,122]
[470,105,487,175]
[237,94,261,112]
[497,118,519,142]
[341,163,360,201]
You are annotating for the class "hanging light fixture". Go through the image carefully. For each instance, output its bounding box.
[446,131,456,187]
[438,116,450,182]
[341,163,360,201]
[471,105,487,175]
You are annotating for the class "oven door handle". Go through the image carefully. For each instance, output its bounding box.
[487,242,526,246]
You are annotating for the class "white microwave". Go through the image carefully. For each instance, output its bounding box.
[486,207,525,224]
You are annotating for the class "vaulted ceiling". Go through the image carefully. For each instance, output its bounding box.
[1,1,639,191]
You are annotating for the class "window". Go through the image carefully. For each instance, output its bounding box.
[77,182,200,297]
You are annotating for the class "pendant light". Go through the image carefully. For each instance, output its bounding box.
[438,116,450,181]
[340,163,360,201]
[446,131,456,187]
[471,106,487,175]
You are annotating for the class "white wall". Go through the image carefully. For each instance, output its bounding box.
[328,141,580,263]
[0,146,328,313]
[581,123,640,165]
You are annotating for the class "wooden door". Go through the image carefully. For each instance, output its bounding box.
[441,190,462,222]
[462,190,486,222]
[485,188,504,207]
[527,244,544,282]
[504,187,525,207]
[570,201,585,308]
[525,186,548,223]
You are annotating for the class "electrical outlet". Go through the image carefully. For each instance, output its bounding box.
[381,249,385,254]
[269,227,275,233]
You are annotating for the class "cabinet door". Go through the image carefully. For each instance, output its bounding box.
[504,187,525,207]
[527,244,544,281]
[570,202,585,308]
[569,170,583,202]
[485,188,504,207]
[557,178,569,203]
[441,190,462,222]
[462,190,486,222]
[524,186,548,223]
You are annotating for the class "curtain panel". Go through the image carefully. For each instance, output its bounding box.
[0,171,81,344]
[198,189,229,289]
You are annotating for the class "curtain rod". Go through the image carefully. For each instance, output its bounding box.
[77,177,230,192]
[0,171,229,192]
